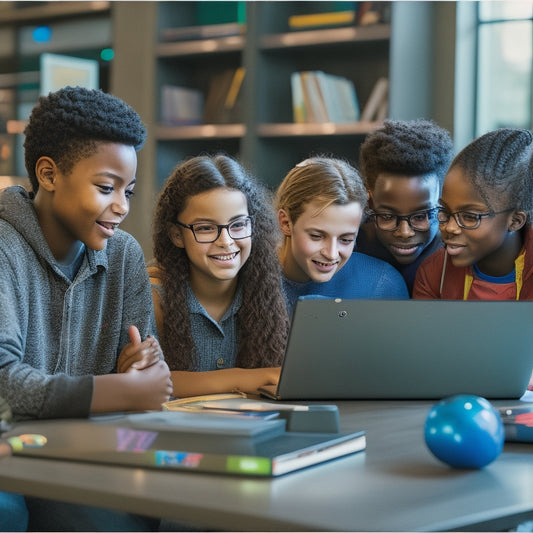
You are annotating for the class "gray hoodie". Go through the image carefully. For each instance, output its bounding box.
[0,186,157,420]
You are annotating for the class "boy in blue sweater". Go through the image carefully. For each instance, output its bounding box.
[0,87,172,531]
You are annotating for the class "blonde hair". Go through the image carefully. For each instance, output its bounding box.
[275,156,368,224]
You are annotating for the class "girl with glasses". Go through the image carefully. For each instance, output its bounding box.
[276,156,408,316]
[118,154,289,398]
[414,128,533,302]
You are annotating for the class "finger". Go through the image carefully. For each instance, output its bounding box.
[129,325,142,345]
[132,352,160,369]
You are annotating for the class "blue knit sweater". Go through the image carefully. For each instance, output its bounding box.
[282,252,409,315]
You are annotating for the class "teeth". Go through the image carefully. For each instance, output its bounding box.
[99,222,117,230]
[315,260,336,267]
[212,252,237,261]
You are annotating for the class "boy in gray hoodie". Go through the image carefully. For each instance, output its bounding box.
[0,86,172,531]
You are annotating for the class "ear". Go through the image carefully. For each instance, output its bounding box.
[508,210,527,232]
[35,157,57,192]
[278,209,292,237]
[168,223,185,248]
[367,190,374,210]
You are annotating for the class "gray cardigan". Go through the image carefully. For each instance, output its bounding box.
[0,186,157,420]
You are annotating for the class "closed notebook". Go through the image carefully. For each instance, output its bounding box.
[5,411,365,477]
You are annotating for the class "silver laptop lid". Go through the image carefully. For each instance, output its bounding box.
[273,299,533,400]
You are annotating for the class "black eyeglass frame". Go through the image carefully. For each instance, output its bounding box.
[436,208,513,230]
[367,207,440,232]
[175,215,254,243]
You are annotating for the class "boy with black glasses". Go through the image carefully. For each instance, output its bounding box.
[356,119,454,295]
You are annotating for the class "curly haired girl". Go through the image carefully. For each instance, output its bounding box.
[126,154,290,397]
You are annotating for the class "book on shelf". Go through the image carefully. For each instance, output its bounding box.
[160,85,204,126]
[360,76,388,122]
[5,409,366,477]
[498,404,533,443]
[301,71,329,123]
[203,67,246,124]
[288,9,355,30]
[290,72,306,123]
[160,22,246,42]
[291,71,360,124]
[161,0,246,41]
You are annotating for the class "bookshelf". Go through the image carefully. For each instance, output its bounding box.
[144,1,396,192]
[0,1,455,256]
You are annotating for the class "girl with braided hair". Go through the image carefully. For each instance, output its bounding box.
[414,128,533,301]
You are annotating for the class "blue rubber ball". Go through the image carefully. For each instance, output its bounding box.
[424,394,504,469]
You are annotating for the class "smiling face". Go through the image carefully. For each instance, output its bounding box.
[439,166,525,276]
[170,187,252,290]
[279,200,363,283]
[369,172,441,265]
[34,142,137,261]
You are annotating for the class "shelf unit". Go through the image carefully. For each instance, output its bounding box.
[148,1,394,191]
[0,1,455,256]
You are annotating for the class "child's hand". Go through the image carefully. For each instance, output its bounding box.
[238,367,281,395]
[127,359,173,410]
[117,325,163,373]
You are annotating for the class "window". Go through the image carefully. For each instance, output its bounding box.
[476,1,533,136]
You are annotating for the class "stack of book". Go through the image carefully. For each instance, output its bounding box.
[291,70,360,124]
[5,394,366,477]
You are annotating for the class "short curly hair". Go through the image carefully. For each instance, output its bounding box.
[23,86,146,192]
[359,119,454,190]
[450,128,533,221]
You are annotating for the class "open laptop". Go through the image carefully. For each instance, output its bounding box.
[259,298,533,401]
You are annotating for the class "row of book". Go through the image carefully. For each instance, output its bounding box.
[291,71,388,125]
[161,71,388,126]
[291,71,359,124]
[160,68,246,126]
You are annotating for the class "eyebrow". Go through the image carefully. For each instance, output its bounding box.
[95,173,137,188]
[188,214,249,224]
[438,199,489,211]
[373,202,435,213]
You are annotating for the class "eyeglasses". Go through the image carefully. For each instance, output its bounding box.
[368,207,439,232]
[436,208,513,230]
[175,215,253,243]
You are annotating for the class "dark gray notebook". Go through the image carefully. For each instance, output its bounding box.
[259,299,533,401]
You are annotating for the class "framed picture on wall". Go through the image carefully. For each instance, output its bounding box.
[40,53,99,95]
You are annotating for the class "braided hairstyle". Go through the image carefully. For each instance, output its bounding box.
[24,86,146,193]
[449,128,533,223]
[359,119,454,190]
[152,154,290,370]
